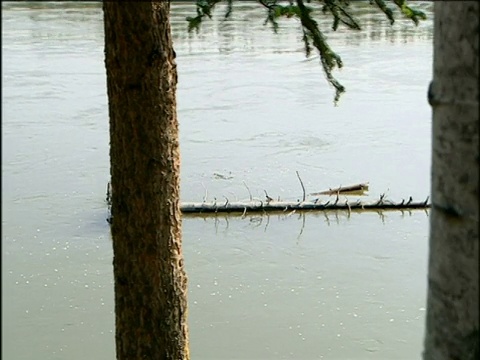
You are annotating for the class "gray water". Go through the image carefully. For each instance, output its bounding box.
[2,2,433,359]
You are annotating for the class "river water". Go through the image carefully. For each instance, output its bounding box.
[2,2,433,359]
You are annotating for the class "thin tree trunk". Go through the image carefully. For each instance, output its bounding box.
[103,2,189,359]
[424,2,479,359]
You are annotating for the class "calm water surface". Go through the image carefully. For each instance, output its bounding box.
[2,2,433,359]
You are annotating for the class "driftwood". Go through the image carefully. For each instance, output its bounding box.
[105,180,429,221]
[310,182,369,196]
[180,195,430,216]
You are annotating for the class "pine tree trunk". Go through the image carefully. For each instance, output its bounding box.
[103,2,189,359]
[424,2,479,359]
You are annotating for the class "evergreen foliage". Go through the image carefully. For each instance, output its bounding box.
[186,0,427,103]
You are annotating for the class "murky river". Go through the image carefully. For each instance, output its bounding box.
[2,2,433,359]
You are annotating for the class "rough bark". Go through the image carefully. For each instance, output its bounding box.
[103,2,189,359]
[424,2,479,360]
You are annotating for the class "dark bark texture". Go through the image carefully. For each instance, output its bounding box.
[103,2,189,359]
[424,2,479,360]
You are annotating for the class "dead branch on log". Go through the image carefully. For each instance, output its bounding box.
[296,171,306,202]
[243,181,252,201]
[105,178,429,224]
[264,190,273,203]
[345,197,351,217]
[377,193,385,205]
[180,197,430,216]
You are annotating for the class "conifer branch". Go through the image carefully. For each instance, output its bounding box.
[186,0,427,103]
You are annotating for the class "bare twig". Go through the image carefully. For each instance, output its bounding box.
[243,181,253,201]
[258,0,274,10]
[376,193,385,205]
[264,190,273,203]
[296,171,306,202]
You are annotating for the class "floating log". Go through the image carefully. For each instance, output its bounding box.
[105,182,429,222]
[180,196,430,216]
[310,183,369,196]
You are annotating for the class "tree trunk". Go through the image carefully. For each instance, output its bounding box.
[424,2,479,360]
[103,2,189,359]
